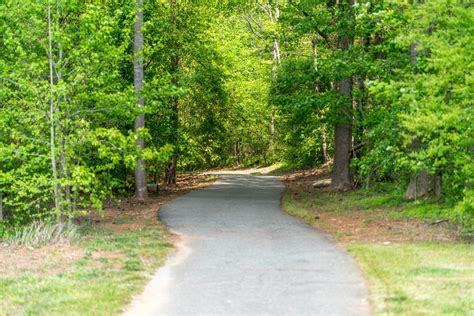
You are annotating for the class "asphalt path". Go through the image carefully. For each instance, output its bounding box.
[125,174,369,316]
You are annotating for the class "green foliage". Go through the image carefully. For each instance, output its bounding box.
[273,0,473,228]
[0,1,275,228]
[398,2,474,217]
[0,0,472,231]
[272,58,333,167]
[365,1,473,228]
[0,0,140,224]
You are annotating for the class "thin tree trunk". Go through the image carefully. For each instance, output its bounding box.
[47,4,61,216]
[55,2,68,218]
[133,0,147,200]
[0,193,3,222]
[165,0,179,186]
[312,34,318,71]
[322,123,329,163]
[313,34,329,163]
[165,87,178,186]
[166,156,176,185]
[269,0,280,151]
[332,0,354,191]
[235,140,242,165]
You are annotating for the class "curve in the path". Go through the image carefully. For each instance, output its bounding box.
[126,174,369,316]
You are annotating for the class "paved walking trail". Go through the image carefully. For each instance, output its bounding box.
[126,174,369,316]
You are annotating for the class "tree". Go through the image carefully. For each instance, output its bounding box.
[165,0,179,185]
[47,2,61,217]
[134,0,148,199]
[0,0,139,224]
[332,0,355,190]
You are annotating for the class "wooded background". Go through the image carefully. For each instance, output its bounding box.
[0,0,472,233]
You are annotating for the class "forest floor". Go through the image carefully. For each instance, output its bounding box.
[0,173,217,315]
[280,166,474,315]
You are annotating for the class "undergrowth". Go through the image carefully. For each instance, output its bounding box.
[2,221,78,248]
[285,181,472,235]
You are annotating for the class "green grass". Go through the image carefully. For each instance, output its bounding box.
[282,183,404,229]
[283,182,474,315]
[348,243,474,315]
[0,225,173,315]
[284,182,455,223]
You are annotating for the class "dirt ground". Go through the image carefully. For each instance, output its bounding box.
[79,173,217,233]
[281,166,461,244]
[0,173,216,277]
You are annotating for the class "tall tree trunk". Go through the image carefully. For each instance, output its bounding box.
[165,83,178,185]
[165,0,179,186]
[332,79,353,190]
[55,2,69,218]
[269,0,280,151]
[133,0,147,200]
[312,34,329,163]
[47,4,61,216]
[332,0,354,191]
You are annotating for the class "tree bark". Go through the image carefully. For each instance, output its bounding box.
[47,4,61,215]
[269,0,280,152]
[322,123,329,163]
[55,2,69,218]
[165,0,179,186]
[133,0,147,200]
[331,0,354,191]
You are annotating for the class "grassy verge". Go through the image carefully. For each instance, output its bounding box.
[0,225,172,315]
[282,181,473,315]
[348,243,473,315]
[0,172,215,315]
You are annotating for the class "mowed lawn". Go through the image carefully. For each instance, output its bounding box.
[349,243,473,315]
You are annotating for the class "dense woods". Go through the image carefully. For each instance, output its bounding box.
[0,0,472,234]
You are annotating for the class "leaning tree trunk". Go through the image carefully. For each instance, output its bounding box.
[331,0,354,191]
[133,0,148,200]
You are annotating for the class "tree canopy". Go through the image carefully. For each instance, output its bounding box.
[0,0,472,233]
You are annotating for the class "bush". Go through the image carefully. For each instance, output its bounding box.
[454,189,474,236]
